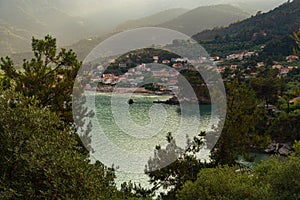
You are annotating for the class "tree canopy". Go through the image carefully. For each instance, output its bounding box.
[211,80,270,165]
[0,36,148,200]
[0,89,117,199]
[0,35,81,124]
[177,141,300,200]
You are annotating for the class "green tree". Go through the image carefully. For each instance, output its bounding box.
[0,74,11,90]
[0,90,118,199]
[0,35,81,124]
[0,35,93,154]
[286,68,300,82]
[211,80,270,165]
[177,141,300,200]
[176,166,270,200]
[250,68,283,106]
[293,31,300,55]
[145,132,211,200]
[254,141,300,200]
[266,112,300,142]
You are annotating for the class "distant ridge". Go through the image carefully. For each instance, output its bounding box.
[116,8,189,31]
[159,4,250,36]
[64,4,251,61]
[0,0,104,57]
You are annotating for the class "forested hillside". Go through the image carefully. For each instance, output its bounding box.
[192,0,300,59]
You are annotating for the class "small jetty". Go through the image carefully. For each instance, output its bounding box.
[153,96,179,105]
[153,95,211,105]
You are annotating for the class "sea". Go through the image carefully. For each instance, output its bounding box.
[82,92,268,189]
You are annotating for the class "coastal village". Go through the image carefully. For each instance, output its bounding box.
[88,48,299,93]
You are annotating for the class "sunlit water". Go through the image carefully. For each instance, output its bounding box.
[86,93,215,188]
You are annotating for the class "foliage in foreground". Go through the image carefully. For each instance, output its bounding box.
[177,166,269,200]
[145,132,211,200]
[0,90,116,199]
[177,142,300,200]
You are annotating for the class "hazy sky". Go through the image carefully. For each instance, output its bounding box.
[65,0,286,17]
[57,0,285,31]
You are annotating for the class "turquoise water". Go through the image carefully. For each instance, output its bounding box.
[86,93,215,187]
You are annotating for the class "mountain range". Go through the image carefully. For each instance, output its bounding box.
[0,0,293,63]
[68,4,253,61]
[116,8,189,31]
[158,4,250,36]
[0,0,109,57]
[117,4,251,36]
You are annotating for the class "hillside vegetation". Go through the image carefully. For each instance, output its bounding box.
[192,0,300,59]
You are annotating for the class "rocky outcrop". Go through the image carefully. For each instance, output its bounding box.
[165,96,180,105]
[265,142,292,156]
[153,95,211,105]
[153,96,179,105]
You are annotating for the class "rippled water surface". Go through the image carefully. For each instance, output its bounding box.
[86,93,214,187]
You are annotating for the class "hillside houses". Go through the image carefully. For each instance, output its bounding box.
[286,55,299,62]
[101,74,119,84]
[226,51,257,60]
[95,48,300,90]
[280,67,293,77]
[99,62,181,89]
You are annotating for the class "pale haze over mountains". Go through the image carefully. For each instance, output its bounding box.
[0,0,286,58]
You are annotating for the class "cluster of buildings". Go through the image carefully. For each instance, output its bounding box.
[97,63,181,91]
[226,51,257,61]
[216,53,299,79]
[217,64,298,79]
[272,64,298,77]
[89,52,299,90]
[96,55,204,87]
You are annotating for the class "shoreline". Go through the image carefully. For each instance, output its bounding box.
[95,85,211,104]
[96,85,173,96]
[93,87,211,104]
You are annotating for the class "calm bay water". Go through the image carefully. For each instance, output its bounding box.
[87,93,214,187]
